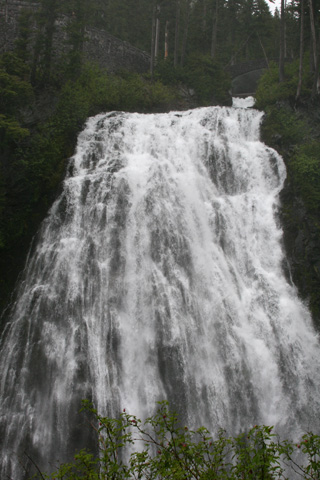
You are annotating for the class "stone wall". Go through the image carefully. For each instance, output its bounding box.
[84,28,150,74]
[0,0,150,73]
[0,0,38,51]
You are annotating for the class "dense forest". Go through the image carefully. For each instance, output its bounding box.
[0,0,320,319]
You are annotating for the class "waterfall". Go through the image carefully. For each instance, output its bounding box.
[1,104,320,478]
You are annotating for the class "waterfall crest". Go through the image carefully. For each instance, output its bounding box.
[1,105,320,478]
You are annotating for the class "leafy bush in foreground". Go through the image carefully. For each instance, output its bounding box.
[36,401,320,479]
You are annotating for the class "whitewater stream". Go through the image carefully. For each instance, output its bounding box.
[0,101,320,478]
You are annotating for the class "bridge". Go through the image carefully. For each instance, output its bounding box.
[225,58,276,97]
[225,58,273,79]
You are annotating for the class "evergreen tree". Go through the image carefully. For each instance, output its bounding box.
[31,0,62,84]
[65,0,88,77]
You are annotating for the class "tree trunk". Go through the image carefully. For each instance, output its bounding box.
[284,0,287,58]
[312,35,320,96]
[203,0,207,32]
[150,3,156,77]
[31,0,59,84]
[279,0,285,82]
[296,0,304,100]
[257,32,269,67]
[211,0,218,58]
[174,0,180,67]
[180,0,190,67]
[165,20,169,59]
[309,0,317,70]
[155,5,161,60]
[309,0,320,95]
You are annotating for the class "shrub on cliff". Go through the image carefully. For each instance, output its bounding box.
[255,58,313,110]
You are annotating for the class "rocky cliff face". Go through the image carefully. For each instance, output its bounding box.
[280,182,320,313]
[261,101,320,328]
[0,0,150,73]
[280,180,320,328]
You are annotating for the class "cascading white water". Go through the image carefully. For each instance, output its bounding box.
[1,104,320,478]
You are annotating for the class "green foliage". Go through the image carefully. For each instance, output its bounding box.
[155,56,231,105]
[0,53,33,113]
[154,60,184,86]
[35,401,320,480]
[291,142,320,213]
[57,64,119,124]
[116,71,175,112]
[0,51,31,77]
[183,55,230,104]
[0,114,30,145]
[299,433,320,478]
[0,53,32,148]
[231,426,284,480]
[260,104,307,147]
[255,58,313,109]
